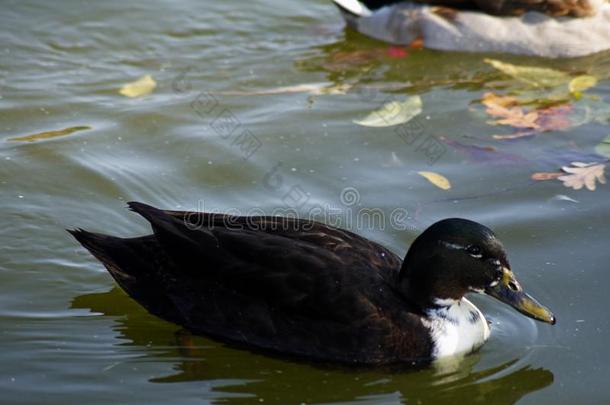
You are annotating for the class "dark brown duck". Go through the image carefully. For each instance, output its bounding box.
[69,202,555,365]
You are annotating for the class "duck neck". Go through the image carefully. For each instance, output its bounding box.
[422,297,491,359]
[397,274,465,314]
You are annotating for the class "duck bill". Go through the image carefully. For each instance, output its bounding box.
[485,267,556,325]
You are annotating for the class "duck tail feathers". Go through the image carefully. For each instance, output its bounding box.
[68,228,144,287]
[68,228,185,324]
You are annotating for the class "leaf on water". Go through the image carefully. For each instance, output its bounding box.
[531,172,563,180]
[534,104,573,131]
[594,135,610,158]
[8,125,91,142]
[215,82,352,96]
[569,75,598,96]
[494,110,540,129]
[481,92,519,109]
[119,74,157,97]
[484,59,570,88]
[490,103,573,139]
[482,92,539,129]
[418,171,451,190]
[354,96,422,127]
[558,162,606,191]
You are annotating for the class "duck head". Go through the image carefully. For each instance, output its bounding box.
[399,218,555,324]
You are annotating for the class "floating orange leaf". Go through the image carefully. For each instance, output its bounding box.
[482,92,540,129]
[481,92,519,109]
[485,94,573,139]
[531,172,563,181]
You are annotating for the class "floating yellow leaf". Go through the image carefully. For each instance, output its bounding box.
[558,162,606,191]
[418,171,451,190]
[7,126,91,142]
[354,96,422,127]
[484,59,569,88]
[569,75,598,95]
[119,74,157,97]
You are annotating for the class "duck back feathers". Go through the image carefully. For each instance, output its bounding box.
[70,202,434,364]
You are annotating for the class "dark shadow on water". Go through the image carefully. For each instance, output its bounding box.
[72,288,553,405]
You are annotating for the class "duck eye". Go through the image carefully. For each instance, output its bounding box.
[466,245,482,257]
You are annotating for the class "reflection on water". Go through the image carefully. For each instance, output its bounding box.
[72,289,553,404]
[298,33,610,97]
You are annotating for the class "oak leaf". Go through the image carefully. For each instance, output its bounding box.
[558,162,606,191]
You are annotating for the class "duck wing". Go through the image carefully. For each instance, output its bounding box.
[346,0,598,16]
[473,0,597,17]
[70,202,432,364]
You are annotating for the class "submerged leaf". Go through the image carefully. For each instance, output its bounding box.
[490,103,573,139]
[8,126,91,142]
[441,136,525,164]
[484,59,570,88]
[558,162,606,191]
[534,105,573,131]
[354,96,422,127]
[531,172,563,180]
[594,135,610,158]
[119,74,157,97]
[481,92,519,109]
[418,171,451,190]
[494,109,539,129]
[482,92,539,129]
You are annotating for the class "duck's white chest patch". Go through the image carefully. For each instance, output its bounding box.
[423,298,490,359]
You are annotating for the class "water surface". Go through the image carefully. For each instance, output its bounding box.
[1,0,609,403]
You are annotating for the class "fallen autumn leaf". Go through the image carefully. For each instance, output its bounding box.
[8,126,91,142]
[354,96,422,128]
[418,171,451,190]
[119,74,157,97]
[558,162,606,191]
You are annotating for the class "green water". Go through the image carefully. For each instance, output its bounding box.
[1,0,609,403]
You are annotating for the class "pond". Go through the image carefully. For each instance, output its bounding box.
[1,0,609,403]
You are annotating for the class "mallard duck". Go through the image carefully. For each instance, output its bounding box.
[333,0,610,57]
[69,202,555,365]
